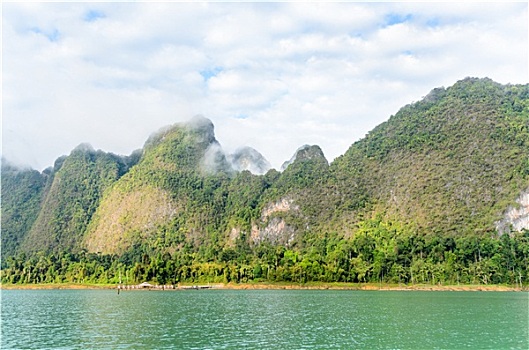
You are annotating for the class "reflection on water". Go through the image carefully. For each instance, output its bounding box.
[2,289,528,349]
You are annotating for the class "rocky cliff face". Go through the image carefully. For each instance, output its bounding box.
[496,190,529,234]
[251,197,299,246]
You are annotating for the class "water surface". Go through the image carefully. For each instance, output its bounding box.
[2,289,527,349]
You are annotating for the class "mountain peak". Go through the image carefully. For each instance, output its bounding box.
[187,115,214,131]
[281,145,328,171]
[72,143,95,154]
[185,115,216,145]
[228,146,272,175]
[143,116,216,152]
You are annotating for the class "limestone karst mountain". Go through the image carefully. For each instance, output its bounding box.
[2,78,528,265]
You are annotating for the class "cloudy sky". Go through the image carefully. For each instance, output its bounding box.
[3,2,528,171]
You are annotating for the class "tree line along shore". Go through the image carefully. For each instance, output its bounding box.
[2,228,528,290]
[1,281,525,292]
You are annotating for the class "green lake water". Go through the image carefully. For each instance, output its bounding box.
[1,289,528,349]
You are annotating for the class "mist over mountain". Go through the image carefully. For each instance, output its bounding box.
[228,147,272,175]
[2,78,528,287]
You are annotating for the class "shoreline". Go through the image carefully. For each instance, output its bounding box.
[1,282,525,292]
[221,282,525,292]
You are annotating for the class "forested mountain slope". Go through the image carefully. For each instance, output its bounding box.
[1,161,48,257]
[329,77,529,235]
[84,115,235,255]
[19,145,138,254]
[2,78,528,286]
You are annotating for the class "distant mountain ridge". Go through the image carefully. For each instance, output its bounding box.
[2,77,529,261]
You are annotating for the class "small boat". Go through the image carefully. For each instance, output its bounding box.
[138,282,154,289]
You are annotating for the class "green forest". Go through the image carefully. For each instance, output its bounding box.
[2,221,528,287]
[2,78,529,287]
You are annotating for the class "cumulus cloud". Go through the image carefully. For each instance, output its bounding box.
[2,2,527,171]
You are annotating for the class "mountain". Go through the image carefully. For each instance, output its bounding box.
[1,160,48,257]
[19,145,137,254]
[328,77,529,236]
[2,77,528,286]
[280,144,328,171]
[84,116,236,255]
[228,147,271,175]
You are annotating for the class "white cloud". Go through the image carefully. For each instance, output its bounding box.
[2,2,528,171]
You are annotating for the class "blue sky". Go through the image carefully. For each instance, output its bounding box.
[2,2,528,171]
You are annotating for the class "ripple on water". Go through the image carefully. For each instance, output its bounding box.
[2,290,528,349]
